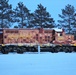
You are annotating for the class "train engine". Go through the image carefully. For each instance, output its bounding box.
[0,28,76,54]
[0,28,55,53]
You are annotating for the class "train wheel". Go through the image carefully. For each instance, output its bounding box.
[1,48,9,54]
[32,47,37,52]
[74,46,76,52]
[53,47,59,53]
[64,47,73,53]
[17,50,24,54]
[69,47,73,53]
[51,47,57,53]
[17,47,24,54]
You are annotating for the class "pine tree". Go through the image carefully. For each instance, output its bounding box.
[31,4,55,28]
[14,2,31,28]
[58,4,76,34]
[0,0,13,28]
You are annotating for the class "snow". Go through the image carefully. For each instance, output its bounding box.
[0,52,76,75]
[52,28,63,32]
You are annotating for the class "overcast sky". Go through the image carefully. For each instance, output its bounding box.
[9,0,76,23]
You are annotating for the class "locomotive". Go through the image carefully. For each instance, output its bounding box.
[0,28,76,54]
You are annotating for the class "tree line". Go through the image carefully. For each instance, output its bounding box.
[0,0,76,34]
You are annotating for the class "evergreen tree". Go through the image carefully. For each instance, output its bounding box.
[0,0,13,28]
[73,13,76,27]
[31,4,55,28]
[14,2,31,28]
[26,13,35,28]
[58,4,76,34]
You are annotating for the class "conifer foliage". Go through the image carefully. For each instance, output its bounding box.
[31,4,55,28]
[58,4,76,34]
[0,0,13,28]
[14,2,31,28]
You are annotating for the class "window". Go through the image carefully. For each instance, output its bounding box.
[6,31,10,33]
[6,30,18,33]
[15,31,18,33]
[58,33,63,36]
[44,30,52,33]
[44,31,48,33]
[60,33,62,36]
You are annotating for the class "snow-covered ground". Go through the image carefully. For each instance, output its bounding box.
[0,52,76,75]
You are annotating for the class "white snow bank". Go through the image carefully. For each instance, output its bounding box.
[0,52,76,75]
